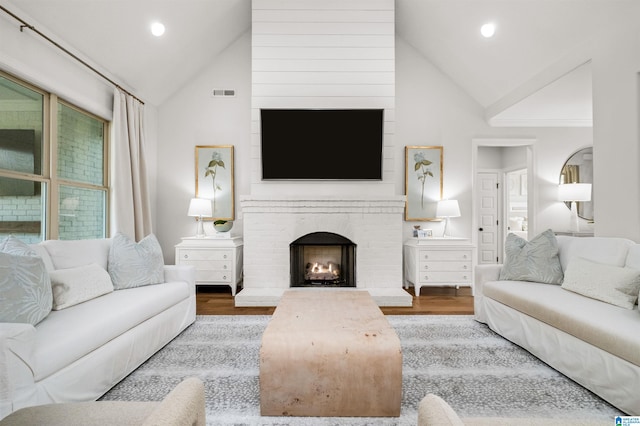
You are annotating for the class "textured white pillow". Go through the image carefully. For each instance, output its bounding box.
[0,236,52,325]
[562,257,640,309]
[49,263,114,310]
[108,233,165,290]
[499,229,564,284]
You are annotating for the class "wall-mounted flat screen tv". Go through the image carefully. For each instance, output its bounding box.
[260,109,384,180]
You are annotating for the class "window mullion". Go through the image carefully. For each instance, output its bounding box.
[103,122,110,236]
[48,94,59,240]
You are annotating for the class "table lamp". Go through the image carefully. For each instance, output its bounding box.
[436,199,461,238]
[558,183,591,232]
[187,198,212,238]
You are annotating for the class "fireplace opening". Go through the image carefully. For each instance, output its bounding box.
[290,232,356,287]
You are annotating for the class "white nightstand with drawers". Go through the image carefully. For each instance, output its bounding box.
[403,238,475,296]
[175,236,243,296]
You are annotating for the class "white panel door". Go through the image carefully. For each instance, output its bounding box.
[477,172,500,264]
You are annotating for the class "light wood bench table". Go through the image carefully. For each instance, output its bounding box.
[259,290,402,417]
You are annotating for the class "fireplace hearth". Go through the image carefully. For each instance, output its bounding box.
[290,232,355,287]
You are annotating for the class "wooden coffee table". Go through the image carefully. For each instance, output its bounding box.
[259,290,402,417]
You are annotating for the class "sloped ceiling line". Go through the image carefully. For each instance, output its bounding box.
[0,4,144,104]
[486,55,593,127]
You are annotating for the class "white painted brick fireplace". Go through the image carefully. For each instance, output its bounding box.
[234,0,411,306]
[234,195,412,307]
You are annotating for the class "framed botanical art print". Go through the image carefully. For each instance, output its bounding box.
[195,145,234,220]
[405,146,443,221]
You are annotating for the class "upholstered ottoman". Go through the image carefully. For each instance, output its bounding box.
[259,290,402,417]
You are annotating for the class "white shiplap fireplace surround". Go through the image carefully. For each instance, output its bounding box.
[234,0,412,306]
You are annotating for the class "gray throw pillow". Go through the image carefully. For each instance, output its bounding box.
[108,233,165,289]
[0,236,53,325]
[499,229,564,284]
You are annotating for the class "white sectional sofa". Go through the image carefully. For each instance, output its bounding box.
[0,236,196,420]
[475,234,640,416]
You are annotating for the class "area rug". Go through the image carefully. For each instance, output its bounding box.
[100,315,621,425]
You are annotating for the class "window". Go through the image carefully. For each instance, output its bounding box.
[0,71,109,242]
[55,102,107,239]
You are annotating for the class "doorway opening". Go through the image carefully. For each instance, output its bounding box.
[472,139,536,265]
[505,168,528,240]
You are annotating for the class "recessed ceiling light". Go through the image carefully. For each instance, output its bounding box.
[151,22,165,37]
[481,22,496,38]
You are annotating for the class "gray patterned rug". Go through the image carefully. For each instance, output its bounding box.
[100,315,621,425]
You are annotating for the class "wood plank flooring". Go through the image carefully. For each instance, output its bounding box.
[196,286,474,315]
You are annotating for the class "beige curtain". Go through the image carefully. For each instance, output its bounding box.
[561,165,580,184]
[109,88,152,241]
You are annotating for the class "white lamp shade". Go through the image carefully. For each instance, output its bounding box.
[436,199,461,218]
[558,183,591,202]
[187,198,212,217]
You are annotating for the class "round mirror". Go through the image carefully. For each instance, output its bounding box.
[559,147,593,221]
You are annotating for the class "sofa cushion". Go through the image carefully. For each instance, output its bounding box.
[108,233,164,290]
[41,238,111,271]
[561,257,640,309]
[416,393,608,426]
[29,244,56,272]
[50,263,114,310]
[556,236,635,272]
[0,401,159,426]
[483,280,640,366]
[0,236,52,325]
[624,245,640,270]
[499,229,563,284]
[32,279,190,381]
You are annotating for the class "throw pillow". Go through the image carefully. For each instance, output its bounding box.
[499,229,563,284]
[1,235,36,256]
[108,232,164,290]
[0,236,53,325]
[50,263,114,310]
[561,257,640,309]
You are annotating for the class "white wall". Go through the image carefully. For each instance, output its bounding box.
[501,146,527,170]
[155,32,252,262]
[395,37,593,241]
[153,32,594,260]
[395,37,486,239]
[7,2,636,255]
[0,5,113,120]
[533,128,593,234]
[0,2,113,120]
[592,20,640,240]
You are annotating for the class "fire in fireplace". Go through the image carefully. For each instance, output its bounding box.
[290,232,356,287]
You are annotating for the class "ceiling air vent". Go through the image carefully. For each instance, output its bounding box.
[212,89,235,97]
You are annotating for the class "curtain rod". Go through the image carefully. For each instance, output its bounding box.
[0,4,145,105]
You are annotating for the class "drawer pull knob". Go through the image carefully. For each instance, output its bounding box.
[463,275,468,280]
[223,254,228,259]
[463,254,468,259]
[223,275,227,280]
[223,265,228,269]
[183,254,188,259]
[463,265,468,269]
[424,265,429,270]
[423,254,429,259]
[424,275,429,280]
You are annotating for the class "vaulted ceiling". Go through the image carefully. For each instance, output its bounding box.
[4,0,639,125]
